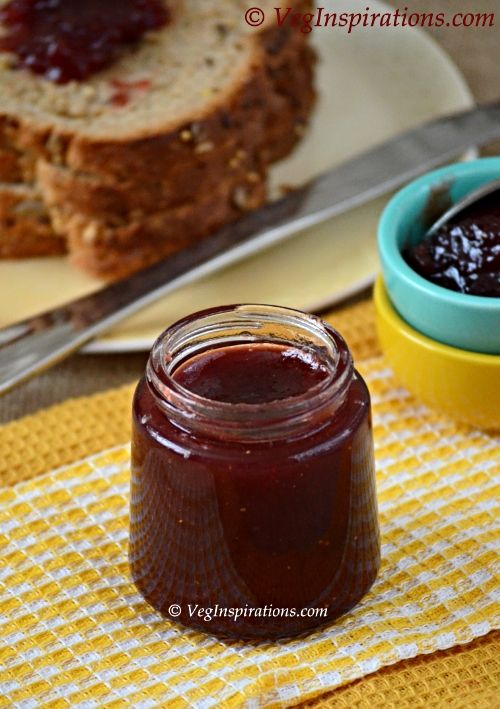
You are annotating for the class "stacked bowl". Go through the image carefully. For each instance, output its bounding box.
[376,158,500,430]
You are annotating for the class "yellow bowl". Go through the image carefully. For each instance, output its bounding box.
[374,277,500,430]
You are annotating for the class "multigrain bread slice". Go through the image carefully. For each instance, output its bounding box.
[35,14,315,218]
[0,0,315,278]
[0,147,37,182]
[36,146,266,218]
[0,0,314,176]
[58,179,267,279]
[0,183,64,257]
[0,147,22,182]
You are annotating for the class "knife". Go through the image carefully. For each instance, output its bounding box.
[2,101,500,395]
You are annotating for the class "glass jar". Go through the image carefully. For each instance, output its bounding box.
[130,305,380,639]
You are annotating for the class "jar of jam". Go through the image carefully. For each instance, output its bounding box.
[130,305,380,639]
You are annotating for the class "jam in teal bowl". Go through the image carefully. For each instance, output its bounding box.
[378,158,500,355]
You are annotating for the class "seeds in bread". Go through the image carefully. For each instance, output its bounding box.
[0,183,64,257]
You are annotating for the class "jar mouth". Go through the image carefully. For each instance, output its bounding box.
[146,304,354,441]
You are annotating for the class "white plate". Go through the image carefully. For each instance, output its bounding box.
[0,0,474,353]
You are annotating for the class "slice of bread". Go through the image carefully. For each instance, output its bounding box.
[36,147,266,218]
[0,147,22,182]
[0,183,64,257]
[0,146,37,182]
[0,0,315,278]
[60,178,267,280]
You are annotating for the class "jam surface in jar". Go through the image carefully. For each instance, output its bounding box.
[0,0,170,83]
[404,193,500,297]
[130,306,380,639]
[173,343,329,404]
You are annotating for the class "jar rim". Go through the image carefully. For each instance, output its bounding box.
[146,304,354,441]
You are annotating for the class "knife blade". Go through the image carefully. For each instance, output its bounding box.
[2,101,500,395]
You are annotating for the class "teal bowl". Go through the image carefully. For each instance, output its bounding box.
[378,158,500,355]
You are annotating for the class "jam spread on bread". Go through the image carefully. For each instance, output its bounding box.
[404,194,500,297]
[0,0,170,83]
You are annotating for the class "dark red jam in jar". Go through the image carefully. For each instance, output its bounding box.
[130,305,380,639]
[0,0,170,83]
[404,193,500,297]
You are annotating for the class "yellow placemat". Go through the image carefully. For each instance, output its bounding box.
[304,629,500,708]
[1,348,499,707]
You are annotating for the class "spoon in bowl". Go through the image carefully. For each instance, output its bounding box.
[425,177,500,237]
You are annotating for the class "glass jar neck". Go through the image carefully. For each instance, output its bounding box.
[146,305,354,442]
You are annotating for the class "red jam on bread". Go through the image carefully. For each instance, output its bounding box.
[0,0,170,83]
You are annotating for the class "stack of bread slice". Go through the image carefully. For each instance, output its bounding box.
[0,0,315,279]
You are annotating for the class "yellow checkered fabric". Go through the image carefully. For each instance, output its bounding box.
[1,350,498,707]
[305,630,500,708]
